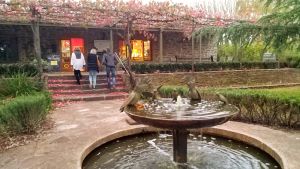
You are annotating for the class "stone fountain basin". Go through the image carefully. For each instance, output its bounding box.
[125,104,239,129]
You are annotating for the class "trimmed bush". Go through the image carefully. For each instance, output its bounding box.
[0,92,52,135]
[217,88,300,128]
[156,85,300,128]
[0,63,39,77]
[286,57,300,68]
[131,62,284,74]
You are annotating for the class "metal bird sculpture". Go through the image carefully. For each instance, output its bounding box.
[187,81,201,102]
[172,90,179,102]
[120,90,141,112]
[216,93,228,105]
[152,85,163,100]
[120,78,152,112]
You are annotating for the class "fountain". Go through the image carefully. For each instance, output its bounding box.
[124,97,238,163]
[83,74,280,168]
[83,97,281,169]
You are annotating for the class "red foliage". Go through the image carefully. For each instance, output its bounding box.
[0,0,236,36]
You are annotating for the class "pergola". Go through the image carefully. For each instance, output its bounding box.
[0,0,239,72]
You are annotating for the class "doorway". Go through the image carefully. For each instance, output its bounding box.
[60,38,84,72]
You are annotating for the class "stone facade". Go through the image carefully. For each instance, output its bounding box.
[0,25,217,65]
[123,69,300,88]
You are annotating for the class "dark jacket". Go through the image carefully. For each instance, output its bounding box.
[102,52,117,67]
[87,53,99,72]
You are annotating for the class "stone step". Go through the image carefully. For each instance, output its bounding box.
[49,87,128,95]
[52,92,129,102]
[47,74,123,80]
[48,78,123,84]
[47,83,125,90]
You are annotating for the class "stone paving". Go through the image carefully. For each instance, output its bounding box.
[0,100,300,169]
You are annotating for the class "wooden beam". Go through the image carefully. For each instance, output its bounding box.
[192,33,195,72]
[199,31,202,63]
[159,28,163,63]
[110,28,114,51]
[0,22,186,33]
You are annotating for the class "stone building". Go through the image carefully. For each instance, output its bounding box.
[0,24,217,71]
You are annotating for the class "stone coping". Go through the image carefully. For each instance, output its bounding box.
[135,68,299,76]
[79,126,285,169]
[1,100,299,169]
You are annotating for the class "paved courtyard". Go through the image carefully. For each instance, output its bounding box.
[0,100,299,169]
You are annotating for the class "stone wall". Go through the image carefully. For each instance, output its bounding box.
[123,69,300,88]
[161,32,217,63]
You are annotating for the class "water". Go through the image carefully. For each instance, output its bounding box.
[127,98,237,120]
[83,133,280,169]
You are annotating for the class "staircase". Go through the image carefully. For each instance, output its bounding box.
[46,73,129,106]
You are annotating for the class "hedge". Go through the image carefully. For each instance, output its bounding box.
[0,92,52,135]
[217,88,300,129]
[0,63,39,77]
[130,62,288,74]
[156,86,300,129]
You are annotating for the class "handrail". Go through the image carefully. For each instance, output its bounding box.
[114,52,129,75]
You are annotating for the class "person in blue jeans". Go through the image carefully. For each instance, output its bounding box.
[102,48,118,89]
[87,48,100,89]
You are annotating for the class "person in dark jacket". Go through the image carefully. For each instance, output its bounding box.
[102,48,117,89]
[87,48,100,89]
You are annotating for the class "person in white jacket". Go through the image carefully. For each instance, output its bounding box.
[71,48,86,85]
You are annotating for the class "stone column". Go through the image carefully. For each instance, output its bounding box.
[159,28,163,63]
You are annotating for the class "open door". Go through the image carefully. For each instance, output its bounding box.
[61,38,84,72]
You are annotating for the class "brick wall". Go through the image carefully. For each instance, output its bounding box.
[123,69,300,88]
[0,25,217,64]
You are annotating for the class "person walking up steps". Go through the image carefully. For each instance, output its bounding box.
[71,48,85,85]
[102,48,117,90]
[87,48,100,89]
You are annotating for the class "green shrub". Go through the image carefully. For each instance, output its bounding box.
[0,92,52,135]
[216,88,300,128]
[131,62,283,74]
[286,57,300,68]
[0,63,39,77]
[0,73,43,98]
[157,85,300,128]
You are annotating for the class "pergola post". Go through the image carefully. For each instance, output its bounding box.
[199,31,202,63]
[159,28,163,63]
[32,20,42,74]
[192,33,195,72]
[110,28,114,51]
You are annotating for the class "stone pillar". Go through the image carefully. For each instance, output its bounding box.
[173,129,188,163]
[159,28,163,63]
[110,28,114,51]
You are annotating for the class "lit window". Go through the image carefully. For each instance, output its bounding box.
[118,40,152,62]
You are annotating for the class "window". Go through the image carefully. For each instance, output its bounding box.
[119,40,152,61]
